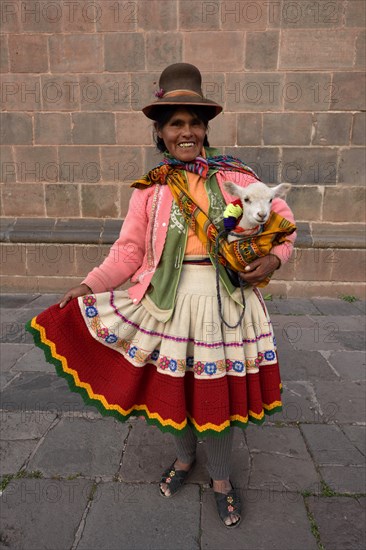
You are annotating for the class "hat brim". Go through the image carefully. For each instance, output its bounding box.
[142,96,223,121]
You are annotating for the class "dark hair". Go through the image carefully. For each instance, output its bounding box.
[153,106,210,153]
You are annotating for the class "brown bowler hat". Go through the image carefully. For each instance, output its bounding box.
[142,63,223,121]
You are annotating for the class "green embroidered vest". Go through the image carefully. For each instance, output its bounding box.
[142,166,241,322]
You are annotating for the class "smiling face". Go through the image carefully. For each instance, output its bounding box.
[156,108,208,162]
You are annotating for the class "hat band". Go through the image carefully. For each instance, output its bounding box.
[163,89,203,99]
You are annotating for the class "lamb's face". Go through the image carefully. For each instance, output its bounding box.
[240,184,275,225]
[223,181,291,230]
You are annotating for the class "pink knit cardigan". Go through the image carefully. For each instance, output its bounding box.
[83,171,297,303]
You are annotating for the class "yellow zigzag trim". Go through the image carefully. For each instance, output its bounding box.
[188,413,250,434]
[263,400,282,411]
[31,317,186,431]
[31,317,282,434]
[249,409,265,421]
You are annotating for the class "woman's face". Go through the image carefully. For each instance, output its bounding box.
[157,108,207,162]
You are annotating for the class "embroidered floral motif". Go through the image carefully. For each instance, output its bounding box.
[233,361,244,373]
[85,306,98,318]
[83,295,96,306]
[135,349,148,363]
[226,360,233,372]
[97,328,109,338]
[90,317,100,331]
[216,360,226,373]
[204,362,217,376]
[207,187,226,225]
[105,334,118,344]
[177,359,186,372]
[128,346,138,358]
[159,356,170,370]
[194,361,205,375]
[264,350,276,361]
[150,349,160,361]
[169,202,186,234]
[169,359,177,372]
[151,355,227,376]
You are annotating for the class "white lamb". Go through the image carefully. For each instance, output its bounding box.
[223,181,291,243]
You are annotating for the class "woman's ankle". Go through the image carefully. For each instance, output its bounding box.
[174,459,193,471]
[212,478,232,493]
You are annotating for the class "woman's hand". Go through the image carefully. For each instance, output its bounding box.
[239,254,281,285]
[59,284,92,309]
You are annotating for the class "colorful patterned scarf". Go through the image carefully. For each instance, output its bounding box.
[132,150,259,189]
[160,154,259,180]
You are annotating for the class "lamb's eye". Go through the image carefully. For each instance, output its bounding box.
[244,198,251,203]
[269,198,273,203]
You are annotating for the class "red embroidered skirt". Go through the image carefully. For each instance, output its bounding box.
[26,265,282,437]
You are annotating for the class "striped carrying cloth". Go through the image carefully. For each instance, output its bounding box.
[133,166,297,285]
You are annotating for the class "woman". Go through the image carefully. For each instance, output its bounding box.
[27,63,296,528]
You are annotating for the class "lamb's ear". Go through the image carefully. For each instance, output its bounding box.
[223,181,242,197]
[271,183,291,199]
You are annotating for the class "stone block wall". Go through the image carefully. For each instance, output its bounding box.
[0,0,365,297]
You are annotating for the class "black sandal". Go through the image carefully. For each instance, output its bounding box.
[159,460,195,498]
[210,479,242,529]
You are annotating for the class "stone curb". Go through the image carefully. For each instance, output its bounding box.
[1,217,365,249]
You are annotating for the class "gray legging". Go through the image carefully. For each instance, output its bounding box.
[173,426,234,479]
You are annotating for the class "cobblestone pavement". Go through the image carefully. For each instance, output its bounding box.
[0,293,365,550]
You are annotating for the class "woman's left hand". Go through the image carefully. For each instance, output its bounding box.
[239,254,281,285]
